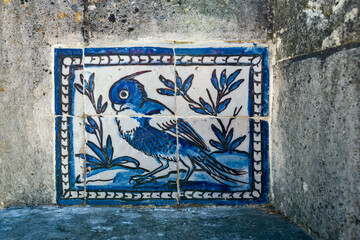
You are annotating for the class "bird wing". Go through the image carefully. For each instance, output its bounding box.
[148,118,208,151]
[142,99,174,116]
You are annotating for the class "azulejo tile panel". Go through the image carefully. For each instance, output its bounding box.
[54,46,269,205]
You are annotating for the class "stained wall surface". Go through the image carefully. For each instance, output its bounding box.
[271,0,360,239]
[1,0,359,239]
[0,0,272,208]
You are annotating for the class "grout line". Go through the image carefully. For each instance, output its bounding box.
[81,47,87,205]
[55,114,269,121]
[50,46,57,204]
[81,0,88,202]
[267,42,275,203]
[173,46,181,205]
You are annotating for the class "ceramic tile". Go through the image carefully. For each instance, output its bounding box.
[54,48,84,116]
[54,46,269,206]
[174,47,269,117]
[83,47,175,116]
[177,117,269,204]
[84,116,178,205]
[55,116,85,205]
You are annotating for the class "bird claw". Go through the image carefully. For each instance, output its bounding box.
[129,175,156,185]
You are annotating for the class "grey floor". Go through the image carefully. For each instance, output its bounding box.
[0,206,313,240]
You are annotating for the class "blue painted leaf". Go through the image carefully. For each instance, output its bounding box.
[209,139,224,150]
[85,124,95,134]
[228,79,244,93]
[106,136,113,161]
[97,95,102,110]
[112,156,140,169]
[189,105,208,115]
[227,69,241,85]
[226,128,234,145]
[220,69,227,88]
[80,74,84,84]
[85,154,102,165]
[229,135,246,149]
[183,74,194,92]
[157,88,175,96]
[89,73,95,92]
[74,83,84,94]
[159,75,175,89]
[217,98,231,114]
[87,116,98,129]
[176,90,181,96]
[211,70,219,90]
[86,163,101,169]
[75,153,85,159]
[199,97,213,114]
[211,124,224,142]
[86,155,107,168]
[101,102,108,113]
[84,80,89,92]
[175,71,182,89]
[87,141,106,163]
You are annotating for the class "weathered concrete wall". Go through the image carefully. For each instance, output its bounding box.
[85,0,272,44]
[0,0,272,208]
[274,0,359,60]
[0,0,84,208]
[271,0,360,239]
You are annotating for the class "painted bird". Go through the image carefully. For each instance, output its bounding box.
[109,70,246,187]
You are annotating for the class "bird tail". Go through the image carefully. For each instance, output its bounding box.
[192,150,248,187]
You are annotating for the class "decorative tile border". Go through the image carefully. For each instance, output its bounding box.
[54,46,269,205]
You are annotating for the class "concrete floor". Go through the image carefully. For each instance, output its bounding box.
[0,206,313,240]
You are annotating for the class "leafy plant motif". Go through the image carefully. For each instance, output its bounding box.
[210,108,246,152]
[74,73,140,171]
[157,69,244,116]
[157,69,247,153]
[77,116,140,170]
[74,73,108,114]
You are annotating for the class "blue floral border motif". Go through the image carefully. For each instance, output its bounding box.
[54,46,269,205]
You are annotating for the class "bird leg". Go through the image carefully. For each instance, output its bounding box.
[180,158,196,183]
[129,158,169,185]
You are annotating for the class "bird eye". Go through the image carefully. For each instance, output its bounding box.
[119,89,129,100]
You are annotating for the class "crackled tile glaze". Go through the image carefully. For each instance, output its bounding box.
[54,46,269,205]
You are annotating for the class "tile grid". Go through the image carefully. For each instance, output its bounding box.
[55,47,269,205]
[173,45,182,204]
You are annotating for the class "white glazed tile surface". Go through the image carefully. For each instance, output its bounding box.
[83,65,175,116]
[175,66,249,117]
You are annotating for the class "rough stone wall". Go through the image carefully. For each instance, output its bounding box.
[0,0,272,208]
[0,0,84,208]
[271,0,360,239]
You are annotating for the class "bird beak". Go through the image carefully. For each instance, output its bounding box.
[112,103,123,114]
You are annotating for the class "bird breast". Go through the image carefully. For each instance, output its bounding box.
[116,117,141,139]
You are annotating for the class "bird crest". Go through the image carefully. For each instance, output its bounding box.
[118,70,152,82]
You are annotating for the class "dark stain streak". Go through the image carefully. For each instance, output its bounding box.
[278,42,360,64]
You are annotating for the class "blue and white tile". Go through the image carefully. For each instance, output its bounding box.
[55,116,85,204]
[176,117,251,192]
[174,65,250,117]
[83,47,175,116]
[84,116,178,205]
[174,46,269,117]
[177,117,269,204]
[54,48,84,116]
